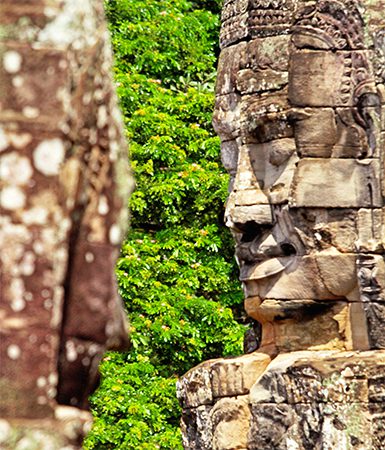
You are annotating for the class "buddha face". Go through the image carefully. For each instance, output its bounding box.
[214,0,383,326]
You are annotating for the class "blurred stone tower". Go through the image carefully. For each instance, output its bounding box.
[0,1,132,447]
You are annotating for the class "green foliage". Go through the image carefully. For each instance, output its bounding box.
[84,1,245,448]
[117,226,244,375]
[84,353,182,449]
[104,0,220,86]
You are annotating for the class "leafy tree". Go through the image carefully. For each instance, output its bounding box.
[84,1,245,448]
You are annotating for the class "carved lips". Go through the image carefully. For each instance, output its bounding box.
[236,228,298,280]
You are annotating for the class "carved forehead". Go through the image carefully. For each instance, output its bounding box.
[215,0,384,155]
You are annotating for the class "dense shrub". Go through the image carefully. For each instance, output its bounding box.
[84,1,245,448]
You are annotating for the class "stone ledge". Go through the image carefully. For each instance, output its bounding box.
[0,406,92,450]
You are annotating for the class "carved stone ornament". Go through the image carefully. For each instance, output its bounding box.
[178,0,385,448]
[0,1,133,447]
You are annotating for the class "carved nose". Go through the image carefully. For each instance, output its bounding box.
[224,141,273,230]
[236,234,297,264]
[236,235,282,263]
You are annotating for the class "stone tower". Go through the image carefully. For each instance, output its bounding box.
[178,1,385,448]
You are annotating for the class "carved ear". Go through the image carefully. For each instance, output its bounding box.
[354,96,381,155]
[356,92,381,109]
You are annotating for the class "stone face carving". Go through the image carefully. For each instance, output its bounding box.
[179,0,385,448]
[0,0,132,447]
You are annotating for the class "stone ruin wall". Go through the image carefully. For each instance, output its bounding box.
[178,0,385,449]
[0,1,132,448]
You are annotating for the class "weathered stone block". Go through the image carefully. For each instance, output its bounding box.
[363,302,385,349]
[370,403,385,450]
[211,396,251,450]
[220,139,239,182]
[220,12,249,49]
[177,361,214,409]
[267,153,298,204]
[230,140,298,204]
[247,300,351,352]
[221,0,248,24]
[216,42,246,95]
[233,143,264,192]
[248,0,298,38]
[57,338,104,408]
[232,189,269,206]
[242,36,290,72]
[333,107,380,159]
[213,94,241,141]
[62,241,124,345]
[0,328,58,418]
[248,403,295,449]
[210,353,271,398]
[0,407,92,450]
[0,246,66,331]
[288,208,359,254]
[181,405,213,450]
[250,351,385,403]
[357,254,385,302]
[289,159,382,208]
[289,50,348,107]
[230,204,273,225]
[240,90,292,143]
[249,402,374,450]
[177,353,271,409]
[356,208,384,253]
[236,68,288,94]
[0,45,68,125]
[292,108,337,157]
